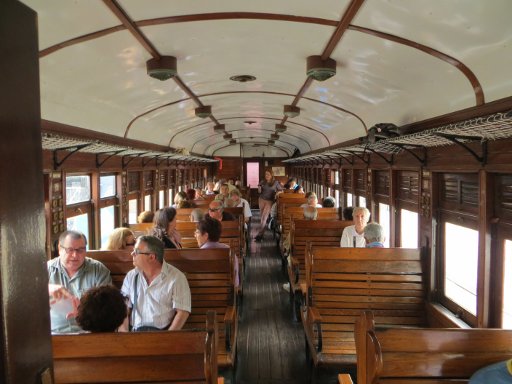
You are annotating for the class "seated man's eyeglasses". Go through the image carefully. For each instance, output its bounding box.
[209,207,221,212]
[60,245,87,255]
[131,248,152,256]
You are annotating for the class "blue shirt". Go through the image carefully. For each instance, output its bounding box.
[470,360,512,383]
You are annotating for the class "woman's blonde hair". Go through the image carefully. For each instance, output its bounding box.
[103,227,135,250]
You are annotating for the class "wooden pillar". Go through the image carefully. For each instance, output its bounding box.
[0,1,53,383]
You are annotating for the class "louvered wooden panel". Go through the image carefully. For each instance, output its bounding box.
[169,169,176,186]
[397,170,419,203]
[342,169,352,190]
[127,171,140,193]
[374,170,389,197]
[440,173,478,213]
[143,170,154,189]
[354,169,366,194]
[159,169,168,187]
[496,175,512,222]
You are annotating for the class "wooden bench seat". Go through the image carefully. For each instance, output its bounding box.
[53,311,222,384]
[286,219,351,320]
[339,310,512,384]
[301,247,426,371]
[86,248,238,372]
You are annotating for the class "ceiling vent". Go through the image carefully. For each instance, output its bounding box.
[146,56,177,81]
[284,105,300,118]
[229,139,237,145]
[271,133,279,140]
[275,124,287,133]
[306,55,336,81]
[268,139,275,145]
[223,133,233,140]
[195,106,212,118]
[214,124,225,132]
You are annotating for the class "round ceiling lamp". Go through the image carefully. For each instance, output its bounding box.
[284,105,300,118]
[146,56,177,81]
[306,55,336,81]
[195,106,212,118]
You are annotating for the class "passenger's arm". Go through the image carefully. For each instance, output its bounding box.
[168,309,190,330]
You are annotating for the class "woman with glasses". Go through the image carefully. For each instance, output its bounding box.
[102,227,135,251]
[150,207,182,249]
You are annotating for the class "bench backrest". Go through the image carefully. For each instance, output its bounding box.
[355,310,512,384]
[307,247,427,327]
[290,219,352,281]
[277,197,307,227]
[283,207,340,238]
[128,222,153,237]
[52,311,218,384]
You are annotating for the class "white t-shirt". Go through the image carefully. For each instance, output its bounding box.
[340,225,366,248]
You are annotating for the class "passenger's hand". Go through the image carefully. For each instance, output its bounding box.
[48,284,79,319]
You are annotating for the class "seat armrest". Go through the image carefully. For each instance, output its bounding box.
[338,374,354,384]
[223,306,236,352]
[308,306,322,324]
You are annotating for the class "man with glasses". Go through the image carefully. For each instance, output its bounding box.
[206,200,234,222]
[120,235,191,331]
[48,230,112,333]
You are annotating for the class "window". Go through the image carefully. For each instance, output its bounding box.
[358,196,366,208]
[66,175,90,204]
[144,194,152,211]
[346,192,353,207]
[100,206,115,247]
[128,199,138,224]
[503,240,512,329]
[246,162,259,188]
[159,190,165,209]
[99,175,116,198]
[378,203,390,248]
[443,222,478,315]
[66,213,90,246]
[335,189,340,208]
[400,209,418,248]
[168,189,173,207]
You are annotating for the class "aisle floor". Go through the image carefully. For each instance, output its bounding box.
[232,211,341,384]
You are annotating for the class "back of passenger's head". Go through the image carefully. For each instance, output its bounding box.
[59,230,87,246]
[353,206,371,222]
[178,200,194,209]
[174,191,187,204]
[137,235,165,263]
[303,206,318,220]
[104,227,135,250]
[190,208,205,222]
[343,206,354,221]
[76,285,126,332]
[153,207,177,230]
[363,222,385,243]
[137,210,154,223]
[322,196,335,208]
[186,188,196,200]
[197,216,222,242]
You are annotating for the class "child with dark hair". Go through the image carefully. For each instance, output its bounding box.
[76,285,127,332]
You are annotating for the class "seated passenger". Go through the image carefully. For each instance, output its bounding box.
[137,210,154,223]
[102,227,135,251]
[205,181,216,195]
[469,359,512,383]
[171,191,187,208]
[121,235,191,331]
[364,222,385,248]
[228,189,252,223]
[189,208,205,222]
[76,285,128,332]
[343,206,354,221]
[206,200,235,221]
[300,192,322,208]
[48,230,112,333]
[150,207,182,249]
[287,177,303,193]
[194,188,205,200]
[322,196,336,208]
[340,207,370,248]
[303,206,318,220]
[195,218,239,287]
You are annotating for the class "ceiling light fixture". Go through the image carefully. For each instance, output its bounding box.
[306,55,336,81]
[223,133,233,140]
[195,106,212,118]
[229,139,237,145]
[146,56,177,81]
[214,124,225,132]
[268,139,275,145]
[284,105,300,118]
[271,133,279,140]
[275,124,287,133]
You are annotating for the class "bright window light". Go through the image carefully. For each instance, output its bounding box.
[100,206,115,248]
[346,192,353,207]
[400,209,418,248]
[128,199,137,224]
[66,213,89,248]
[503,240,512,329]
[378,203,390,248]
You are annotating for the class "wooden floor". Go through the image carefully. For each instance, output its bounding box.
[232,211,341,384]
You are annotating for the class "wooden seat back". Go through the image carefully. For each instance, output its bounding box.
[347,310,512,384]
[302,247,426,368]
[128,222,153,237]
[52,311,219,384]
[276,196,307,230]
[283,207,340,240]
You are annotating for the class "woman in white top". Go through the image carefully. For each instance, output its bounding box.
[300,192,322,208]
[340,206,370,247]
